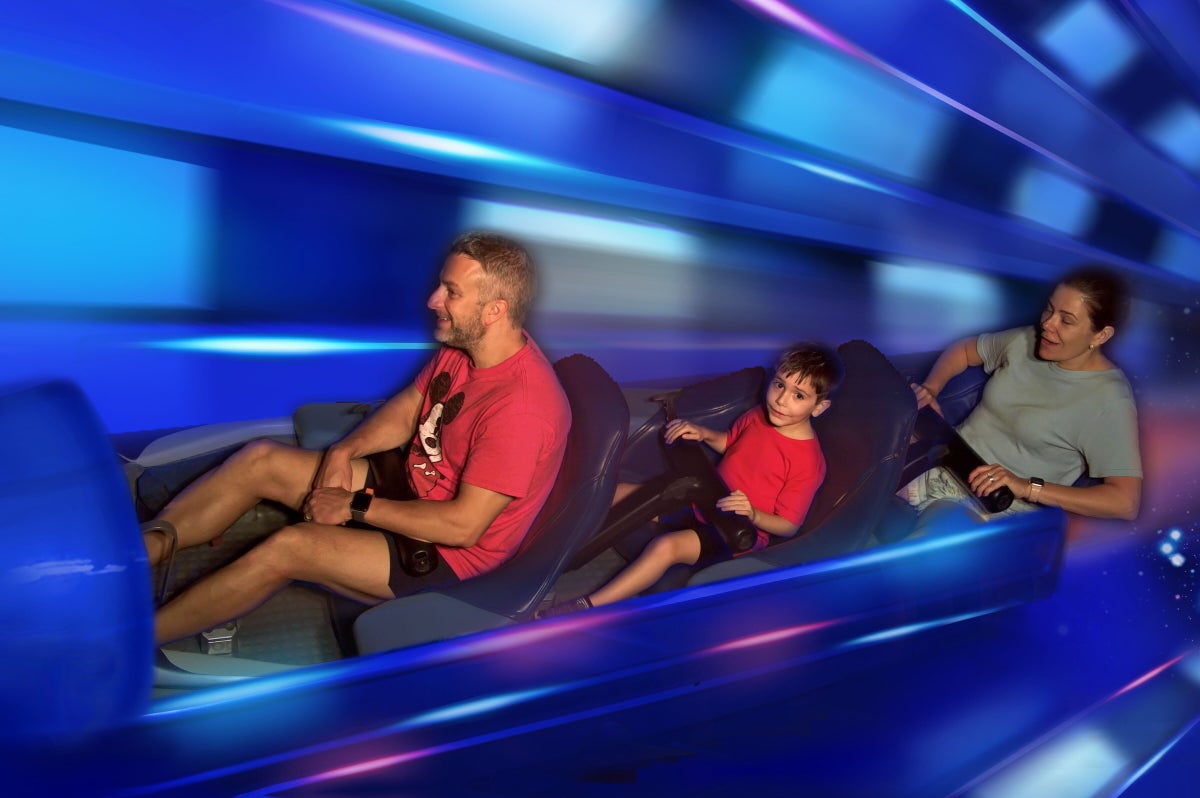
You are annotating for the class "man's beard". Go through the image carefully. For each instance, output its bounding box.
[435,309,485,350]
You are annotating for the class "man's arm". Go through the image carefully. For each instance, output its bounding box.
[314,383,423,491]
[306,481,513,547]
[913,336,983,414]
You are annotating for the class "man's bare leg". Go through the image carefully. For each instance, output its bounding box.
[588,528,701,607]
[142,439,365,566]
[155,521,393,645]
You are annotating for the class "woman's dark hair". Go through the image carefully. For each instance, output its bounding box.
[1059,265,1130,333]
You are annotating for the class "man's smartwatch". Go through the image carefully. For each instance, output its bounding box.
[349,488,374,524]
[1027,477,1045,504]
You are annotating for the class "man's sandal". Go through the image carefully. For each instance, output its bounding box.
[140,519,178,606]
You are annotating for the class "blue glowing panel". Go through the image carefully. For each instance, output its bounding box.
[1143,102,1200,171]
[736,39,950,182]
[1152,228,1200,280]
[0,126,211,308]
[1036,0,1140,90]
[1008,166,1097,236]
[461,199,703,320]
[870,259,1005,351]
[372,0,661,65]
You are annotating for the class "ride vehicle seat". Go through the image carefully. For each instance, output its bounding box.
[688,339,917,585]
[354,354,628,654]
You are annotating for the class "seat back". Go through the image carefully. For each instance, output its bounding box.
[481,354,630,610]
[690,340,917,584]
[617,367,765,484]
[355,354,627,652]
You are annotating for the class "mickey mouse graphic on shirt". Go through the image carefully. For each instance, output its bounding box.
[410,371,465,497]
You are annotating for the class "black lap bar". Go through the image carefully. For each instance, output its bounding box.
[909,407,1014,514]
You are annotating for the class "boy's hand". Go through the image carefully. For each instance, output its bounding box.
[665,419,707,445]
[716,490,757,525]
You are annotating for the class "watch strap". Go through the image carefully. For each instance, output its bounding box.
[1028,477,1044,504]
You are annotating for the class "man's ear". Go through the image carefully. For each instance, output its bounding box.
[812,398,831,418]
[483,298,508,325]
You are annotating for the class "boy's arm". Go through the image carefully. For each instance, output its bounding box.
[715,491,801,538]
[664,419,729,454]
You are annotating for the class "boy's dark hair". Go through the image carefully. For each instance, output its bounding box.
[776,342,844,400]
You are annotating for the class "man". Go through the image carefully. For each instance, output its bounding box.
[146,233,571,645]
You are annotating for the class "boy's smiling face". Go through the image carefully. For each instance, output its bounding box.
[764,370,830,436]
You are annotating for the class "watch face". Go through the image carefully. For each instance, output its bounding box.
[351,490,373,515]
[1031,477,1045,487]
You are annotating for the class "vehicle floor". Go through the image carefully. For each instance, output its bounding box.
[157,502,343,666]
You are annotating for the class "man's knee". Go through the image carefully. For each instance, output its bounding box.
[227,438,313,495]
[246,523,314,579]
[229,438,289,474]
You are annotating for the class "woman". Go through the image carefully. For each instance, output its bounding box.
[908,266,1142,520]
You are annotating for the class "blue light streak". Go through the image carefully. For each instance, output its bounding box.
[144,336,434,356]
[327,119,560,170]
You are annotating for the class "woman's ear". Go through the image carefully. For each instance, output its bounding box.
[1093,325,1115,347]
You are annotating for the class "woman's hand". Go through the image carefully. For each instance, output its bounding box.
[716,489,757,525]
[968,463,1021,500]
[911,382,943,416]
[303,486,353,525]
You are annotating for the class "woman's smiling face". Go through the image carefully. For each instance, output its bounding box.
[1038,283,1111,369]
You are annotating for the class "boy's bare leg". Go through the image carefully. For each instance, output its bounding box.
[155,521,392,645]
[588,528,701,607]
[611,481,640,506]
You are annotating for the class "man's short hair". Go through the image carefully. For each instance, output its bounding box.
[449,232,536,328]
[776,342,844,400]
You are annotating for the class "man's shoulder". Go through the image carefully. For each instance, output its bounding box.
[493,338,569,415]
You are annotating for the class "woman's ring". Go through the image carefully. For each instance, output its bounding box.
[987,474,996,482]
[304,512,313,522]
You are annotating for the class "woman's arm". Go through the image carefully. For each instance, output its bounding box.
[1028,475,1141,521]
[914,336,983,413]
[968,465,1141,521]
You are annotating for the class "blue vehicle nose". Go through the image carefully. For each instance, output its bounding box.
[0,379,151,744]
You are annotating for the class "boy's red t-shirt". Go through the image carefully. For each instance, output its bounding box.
[717,407,825,550]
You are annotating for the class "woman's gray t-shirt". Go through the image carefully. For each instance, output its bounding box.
[957,326,1142,486]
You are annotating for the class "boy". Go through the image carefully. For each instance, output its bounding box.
[541,342,842,616]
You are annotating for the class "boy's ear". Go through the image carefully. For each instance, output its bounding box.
[812,398,831,418]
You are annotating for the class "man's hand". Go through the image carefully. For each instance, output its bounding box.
[314,446,354,492]
[304,486,354,526]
